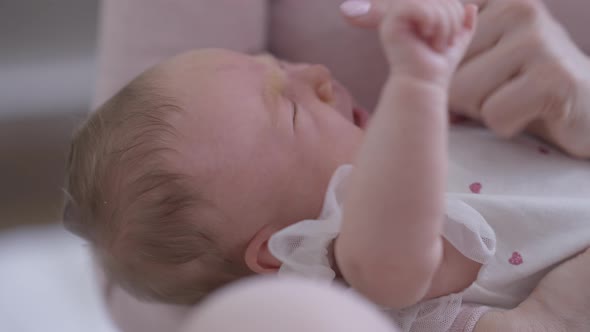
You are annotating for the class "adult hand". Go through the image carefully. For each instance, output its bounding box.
[475,248,590,332]
[341,0,590,158]
[520,248,590,331]
[452,0,590,158]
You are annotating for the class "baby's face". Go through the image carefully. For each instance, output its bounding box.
[156,49,366,250]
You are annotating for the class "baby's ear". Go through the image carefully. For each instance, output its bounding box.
[244,225,282,274]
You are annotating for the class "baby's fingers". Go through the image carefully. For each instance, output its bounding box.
[449,0,465,45]
[390,2,436,40]
[435,1,473,52]
[447,4,478,64]
[432,4,452,52]
[463,4,478,30]
[400,1,463,53]
[454,4,478,50]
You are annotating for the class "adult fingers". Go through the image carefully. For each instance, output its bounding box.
[480,58,580,140]
[450,33,529,119]
[340,0,386,29]
[462,3,505,62]
[461,0,543,63]
[479,74,541,138]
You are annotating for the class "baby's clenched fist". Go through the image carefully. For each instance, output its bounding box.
[380,0,477,87]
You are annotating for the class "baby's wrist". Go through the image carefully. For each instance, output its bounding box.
[389,64,452,90]
[384,75,449,106]
[386,74,449,94]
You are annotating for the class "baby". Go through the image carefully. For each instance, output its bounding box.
[64,0,590,330]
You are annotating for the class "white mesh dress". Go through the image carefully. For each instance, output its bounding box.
[269,125,590,332]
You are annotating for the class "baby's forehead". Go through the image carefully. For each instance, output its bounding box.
[155,50,281,112]
[152,51,270,108]
[163,49,265,77]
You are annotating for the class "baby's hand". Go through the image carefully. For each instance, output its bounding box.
[380,0,477,87]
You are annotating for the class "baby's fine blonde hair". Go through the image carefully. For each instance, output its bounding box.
[63,71,250,305]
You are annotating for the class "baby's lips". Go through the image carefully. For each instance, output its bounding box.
[353,106,371,129]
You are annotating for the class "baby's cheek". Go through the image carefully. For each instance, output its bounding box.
[262,69,287,105]
[322,129,360,168]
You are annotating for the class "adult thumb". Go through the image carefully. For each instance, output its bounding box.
[340,0,385,29]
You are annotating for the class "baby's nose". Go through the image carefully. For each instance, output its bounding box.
[293,65,335,103]
[297,64,332,82]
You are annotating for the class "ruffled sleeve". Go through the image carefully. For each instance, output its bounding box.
[443,197,496,264]
[268,165,352,281]
[268,165,497,286]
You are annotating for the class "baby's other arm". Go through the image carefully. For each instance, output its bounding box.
[336,0,477,309]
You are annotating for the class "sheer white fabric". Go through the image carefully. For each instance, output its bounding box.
[268,125,590,332]
[268,164,497,331]
[268,165,352,282]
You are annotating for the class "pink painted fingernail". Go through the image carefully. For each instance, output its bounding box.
[340,0,372,17]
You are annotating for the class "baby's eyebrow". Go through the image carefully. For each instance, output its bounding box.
[260,61,287,125]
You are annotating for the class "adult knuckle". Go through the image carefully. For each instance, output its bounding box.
[450,76,480,116]
[491,126,516,139]
[505,0,543,22]
[481,109,516,138]
[535,63,574,119]
[518,30,545,54]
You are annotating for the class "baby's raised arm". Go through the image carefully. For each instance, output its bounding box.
[336,0,477,309]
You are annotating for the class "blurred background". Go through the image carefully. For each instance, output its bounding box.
[0,1,117,331]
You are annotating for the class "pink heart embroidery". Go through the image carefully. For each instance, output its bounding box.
[509,252,523,265]
[469,182,482,194]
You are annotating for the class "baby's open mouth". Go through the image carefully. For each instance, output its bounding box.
[352,107,370,129]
